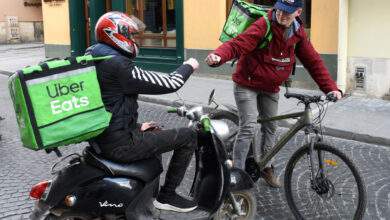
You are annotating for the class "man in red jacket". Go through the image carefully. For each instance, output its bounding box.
[206,0,341,188]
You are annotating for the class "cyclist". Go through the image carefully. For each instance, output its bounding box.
[206,0,342,188]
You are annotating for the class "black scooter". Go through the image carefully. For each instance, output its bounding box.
[29,96,256,220]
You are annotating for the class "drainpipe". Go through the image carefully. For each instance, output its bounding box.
[337,0,349,93]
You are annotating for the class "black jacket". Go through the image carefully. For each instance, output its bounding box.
[87,43,194,147]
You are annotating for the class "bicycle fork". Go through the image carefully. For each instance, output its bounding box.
[305,133,325,181]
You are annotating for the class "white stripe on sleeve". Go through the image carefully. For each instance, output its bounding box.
[144,71,156,84]
[149,72,163,86]
[171,76,184,84]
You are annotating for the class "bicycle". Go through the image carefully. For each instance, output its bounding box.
[208,88,367,219]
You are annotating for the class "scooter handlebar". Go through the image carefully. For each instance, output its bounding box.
[167,107,177,113]
[167,106,187,117]
[200,116,211,132]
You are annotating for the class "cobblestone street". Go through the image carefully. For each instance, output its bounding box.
[0,84,389,219]
[1,0,390,218]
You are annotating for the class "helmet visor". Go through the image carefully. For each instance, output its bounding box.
[129,15,146,33]
[118,15,146,41]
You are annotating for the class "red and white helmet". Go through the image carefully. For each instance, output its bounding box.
[95,11,145,58]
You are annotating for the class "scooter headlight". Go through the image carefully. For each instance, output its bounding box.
[210,120,230,140]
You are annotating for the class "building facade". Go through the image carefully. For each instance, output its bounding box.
[0,0,43,44]
[42,0,390,98]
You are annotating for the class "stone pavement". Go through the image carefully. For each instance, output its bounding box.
[0,43,45,75]
[0,72,389,218]
[0,43,389,218]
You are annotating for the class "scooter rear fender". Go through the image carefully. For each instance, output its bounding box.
[44,160,106,206]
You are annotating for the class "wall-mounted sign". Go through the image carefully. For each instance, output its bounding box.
[24,0,41,7]
[24,2,42,7]
[43,0,65,6]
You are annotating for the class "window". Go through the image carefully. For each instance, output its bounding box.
[126,0,176,48]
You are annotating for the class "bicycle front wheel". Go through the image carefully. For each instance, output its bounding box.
[284,143,366,220]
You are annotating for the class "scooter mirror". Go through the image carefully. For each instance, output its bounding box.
[208,89,215,105]
[172,99,184,107]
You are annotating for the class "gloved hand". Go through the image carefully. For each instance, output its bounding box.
[205,53,221,66]
[183,58,199,70]
[327,90,342,101]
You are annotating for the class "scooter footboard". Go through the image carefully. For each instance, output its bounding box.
[126,176,160,220]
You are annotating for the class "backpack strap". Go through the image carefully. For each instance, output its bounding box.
[77,55,113,64]
[88,140,102,154]
[291,41,301,76]
[291,61,297,76]
[230,14,272,67]
[258,15,272,49]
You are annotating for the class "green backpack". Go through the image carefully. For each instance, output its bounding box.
[219,0,272,49]
[8,55,112,151]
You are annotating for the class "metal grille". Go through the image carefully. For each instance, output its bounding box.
[355,67,366,89]
[6,16,20,41]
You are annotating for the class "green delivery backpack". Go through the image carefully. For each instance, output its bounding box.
[8,55,112,151]
[219,0,272,49]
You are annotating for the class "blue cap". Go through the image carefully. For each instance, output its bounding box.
[274,0,303,14]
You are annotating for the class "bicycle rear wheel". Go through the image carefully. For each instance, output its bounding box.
[284,143,366,220]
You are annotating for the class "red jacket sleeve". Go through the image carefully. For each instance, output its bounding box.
[213,18,268,65]
[296,32,339,94]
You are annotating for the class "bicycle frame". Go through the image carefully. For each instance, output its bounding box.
[255,104,315,170]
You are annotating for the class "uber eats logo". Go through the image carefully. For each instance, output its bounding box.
[46,81,89,115]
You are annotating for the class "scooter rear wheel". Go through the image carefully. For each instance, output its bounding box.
[215,190,256,220]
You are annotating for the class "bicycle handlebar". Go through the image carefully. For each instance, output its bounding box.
[284,92,337,104]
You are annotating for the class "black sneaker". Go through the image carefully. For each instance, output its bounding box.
[153,192,197,213]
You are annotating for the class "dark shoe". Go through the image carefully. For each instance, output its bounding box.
[245,157,261,182]
[153,191,197,213]
[260,165,281,188]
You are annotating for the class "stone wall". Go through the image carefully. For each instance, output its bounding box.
[0,21,43,44]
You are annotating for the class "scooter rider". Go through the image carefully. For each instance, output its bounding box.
[87,12,199,213]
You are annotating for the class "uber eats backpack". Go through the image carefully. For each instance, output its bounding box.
[219,0,272,49]
[8,55,112,151]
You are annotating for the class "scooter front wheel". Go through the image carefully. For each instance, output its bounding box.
[214,190,256,220]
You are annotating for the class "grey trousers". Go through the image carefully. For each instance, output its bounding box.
[233,83,279,169]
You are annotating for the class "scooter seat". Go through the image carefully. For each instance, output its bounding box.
[84,148,163,183]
